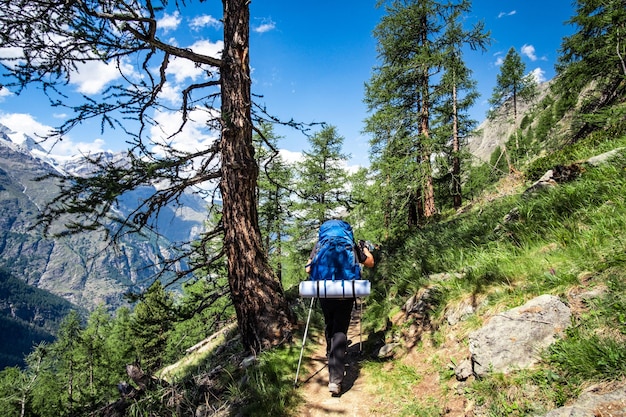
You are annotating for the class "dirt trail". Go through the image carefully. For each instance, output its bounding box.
[294,301,468,417]
[294,302,383,417]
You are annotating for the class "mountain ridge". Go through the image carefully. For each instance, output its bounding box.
[0,123,208,313]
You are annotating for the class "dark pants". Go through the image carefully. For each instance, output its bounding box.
[319,298,354,385]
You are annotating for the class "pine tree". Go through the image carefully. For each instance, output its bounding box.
[489,47,538,120]
[554,0,626,137]
[254,122,293,283]
[365,0,440,226]
[52,311,83,416]
[130,282,175,373]
[433,0,489,209]
[294,125,351,229]
[365,0,487,225]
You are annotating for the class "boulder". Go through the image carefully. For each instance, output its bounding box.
[466,294,571,377]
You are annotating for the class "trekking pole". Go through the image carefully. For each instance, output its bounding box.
[294,297,315,387]
[359,299,363,353]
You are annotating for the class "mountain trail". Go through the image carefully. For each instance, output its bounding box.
[295,303,380,416]
[294,301,469,416]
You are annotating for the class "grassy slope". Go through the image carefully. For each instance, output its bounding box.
[352,124,626,415]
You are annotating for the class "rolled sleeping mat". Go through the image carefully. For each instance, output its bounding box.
[299,280,371,299]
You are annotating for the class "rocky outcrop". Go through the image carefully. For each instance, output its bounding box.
[463,294,571,377]
[543,383,626,417]
[467,81,552,163]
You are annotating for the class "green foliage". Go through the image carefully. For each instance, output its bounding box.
[554,0,626,118]
[131,281,175,373]
[0,268,77,368]
[465,371,549,417]
[547,274,626,383]
[238,349,302,416]
[548,328,626,383]
[363,361,443,417]
[525,127,626,181]
[489,47,538,118]
[364,0,489,227]
[294,125,351,226]
[165,276,233,362]
[463,162,499,201]
[254,122,294,284]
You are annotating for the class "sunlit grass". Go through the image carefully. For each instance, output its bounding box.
[361,361,442,417]
[362,145,626,414]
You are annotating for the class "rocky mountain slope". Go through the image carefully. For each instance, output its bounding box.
[0,123,208,312]
[467,81,552,163]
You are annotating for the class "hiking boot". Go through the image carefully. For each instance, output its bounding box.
[328,382,341,396]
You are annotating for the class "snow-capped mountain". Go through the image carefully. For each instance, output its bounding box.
[0,123,209,311]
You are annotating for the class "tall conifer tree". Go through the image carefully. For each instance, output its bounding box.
[489,47,538,120]
[0,0,295,352]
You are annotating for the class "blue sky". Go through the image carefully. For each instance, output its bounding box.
[0,1,576,167]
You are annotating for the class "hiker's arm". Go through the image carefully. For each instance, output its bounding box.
[305,243,318,274]
[362,248,374,268]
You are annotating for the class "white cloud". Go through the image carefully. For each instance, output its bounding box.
[190,15,222,31]
[253,19,276,34]
[70,59,137,95]
[0,113,55,140]
[149,108,220,156]
[0,112,109,158]
[521,44,538,61]
[166,39,223,83]
[50,138,109,161]
[0,86,13,101]
[495,56,504,66]
[158,11,182,33]
[529,67,546,83]
[0,46,24,69]
[497,10,516,18]
[279,149,302,164]
[158,81,182,105]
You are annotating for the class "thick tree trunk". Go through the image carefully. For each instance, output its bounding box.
[220,0,294,352]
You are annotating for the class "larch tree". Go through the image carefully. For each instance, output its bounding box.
[365,0,484,226]
[489,47,538,120]
[0,0,294,353]
[365,0,441,227]
[294,125,351,231]
[130,281,175,373]
[253,122,293,283]
[434,0,489,209]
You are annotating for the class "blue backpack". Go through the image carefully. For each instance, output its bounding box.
[309,220,361,281]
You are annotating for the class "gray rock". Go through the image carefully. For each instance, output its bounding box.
[454,359,473,381]
[586,147,625,166]
[375,343,399,359]
[543,384,626,417]
[469,294,571,376]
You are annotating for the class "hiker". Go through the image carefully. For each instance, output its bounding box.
[305,219,375,395]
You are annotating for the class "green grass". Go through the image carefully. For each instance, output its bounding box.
[359,140,626,414]
[362,361,442,417]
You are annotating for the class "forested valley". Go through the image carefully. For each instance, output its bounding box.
[1,0,625,416]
